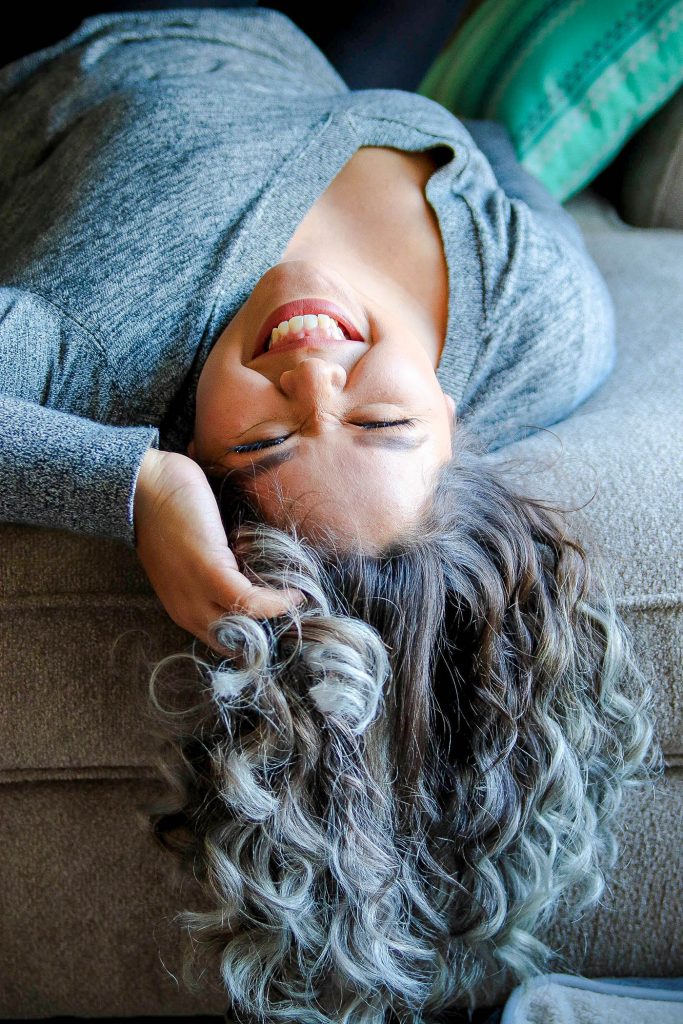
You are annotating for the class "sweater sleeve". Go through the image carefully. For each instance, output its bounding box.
[439,119,617,453]
[0,288,160,547]
[0,396,159,547]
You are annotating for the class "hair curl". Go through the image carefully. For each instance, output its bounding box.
[143,424,660,1024]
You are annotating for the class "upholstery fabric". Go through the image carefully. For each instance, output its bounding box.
[416,0,683,201]
[0,188,681,1014]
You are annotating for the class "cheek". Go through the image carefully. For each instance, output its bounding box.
[371,347,440,401]
[198,368,269,442]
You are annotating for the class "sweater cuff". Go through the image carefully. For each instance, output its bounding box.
[0,395,160,547]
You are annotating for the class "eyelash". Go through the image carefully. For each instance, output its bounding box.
[229,418,419,453]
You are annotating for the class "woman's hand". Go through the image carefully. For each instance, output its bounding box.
[133,447,302,651]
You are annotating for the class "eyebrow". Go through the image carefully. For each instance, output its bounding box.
[225,431,429,479]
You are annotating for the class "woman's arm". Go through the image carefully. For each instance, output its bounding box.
[0,286,160,547]
[0,393,159,547]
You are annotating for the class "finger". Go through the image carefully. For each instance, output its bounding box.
[214,568,304,619]
[194,625,223,654]
[191,606,239,654]
[235,584,305,619]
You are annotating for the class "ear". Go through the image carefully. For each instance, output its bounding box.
[444,392,456,425]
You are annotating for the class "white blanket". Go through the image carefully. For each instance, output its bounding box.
[501,974,683,1023]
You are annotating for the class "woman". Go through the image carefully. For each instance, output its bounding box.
[0,7,657,1021]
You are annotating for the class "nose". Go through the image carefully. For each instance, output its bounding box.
[279,357,347,405]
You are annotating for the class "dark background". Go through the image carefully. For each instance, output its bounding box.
[0,0,467,92]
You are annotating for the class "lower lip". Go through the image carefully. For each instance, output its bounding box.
[262,328,359,356]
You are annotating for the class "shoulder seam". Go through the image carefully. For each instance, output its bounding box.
[2,283,132,411]
[3,283,106,353]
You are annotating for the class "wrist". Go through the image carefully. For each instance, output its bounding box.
[133,446,168,542]
[136,445,165,493]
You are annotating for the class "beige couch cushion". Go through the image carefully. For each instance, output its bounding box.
[474,187,683,1006]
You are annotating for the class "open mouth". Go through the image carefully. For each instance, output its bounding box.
[253,298,365,358]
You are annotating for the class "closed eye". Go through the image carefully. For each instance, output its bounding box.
[227,418,419,454]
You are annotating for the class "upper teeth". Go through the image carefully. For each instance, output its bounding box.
[265,313,347,351]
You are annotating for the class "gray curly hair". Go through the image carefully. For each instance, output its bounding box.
[144,423,660,1024]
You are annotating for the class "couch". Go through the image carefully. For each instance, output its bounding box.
[1,9,682,1020]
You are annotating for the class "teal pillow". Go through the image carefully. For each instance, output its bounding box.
[417,0,683,201]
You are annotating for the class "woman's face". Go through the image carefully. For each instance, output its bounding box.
[188,256,455,551]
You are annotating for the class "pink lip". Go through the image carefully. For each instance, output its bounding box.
[256,328,362,357]
[253,298,365,358]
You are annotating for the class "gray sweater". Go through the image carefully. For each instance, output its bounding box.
[0,7,615,548]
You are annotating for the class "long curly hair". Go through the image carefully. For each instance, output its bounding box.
[143,423,660,1024]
